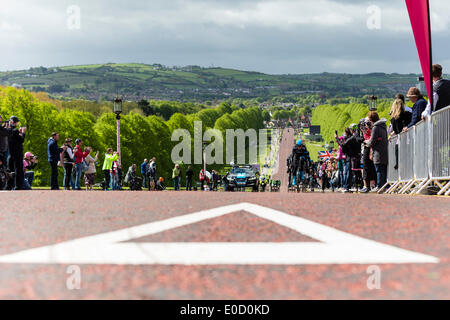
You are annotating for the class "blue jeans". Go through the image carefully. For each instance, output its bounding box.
[142,175,147,189]
[173,176,180,190]
[343,160,352,190]
[75,163,83,189]
[374,164,387,188]
[330,177,336,192]
[110,172,119,190]
[24,171,35,190]
[338,169,344,188]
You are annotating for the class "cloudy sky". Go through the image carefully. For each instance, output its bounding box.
[1,0,450,74]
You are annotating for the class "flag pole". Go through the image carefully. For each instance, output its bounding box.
[427,0,433,109]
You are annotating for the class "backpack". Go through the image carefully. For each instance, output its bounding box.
[81,160,89,172]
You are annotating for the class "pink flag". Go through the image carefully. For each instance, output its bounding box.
[405,0,433,101]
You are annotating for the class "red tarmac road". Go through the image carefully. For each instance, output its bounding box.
[0,129,449,299]
[0,191,448,299]
[272,128,295,190]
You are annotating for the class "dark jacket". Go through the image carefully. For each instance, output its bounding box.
[7,127,25,157]
[62,146,74,164]
[391,111,412,135]
[367,119,388,165]
[342,133,363,158]
[434,78,450,112]
[186,167,194,179]
[0,125,10,154]
[140,162,147,175]
[291,145,310,168]
[408,98,427,128]
[47,138,62,163]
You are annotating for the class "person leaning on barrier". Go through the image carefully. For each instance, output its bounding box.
[406,87,427,129]
[422,64,450,120]
[389,99,411,171]
[364,111,388,193]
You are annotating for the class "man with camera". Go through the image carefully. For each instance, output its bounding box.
[0,115,12,190]
[23,152,38,190]
[7,116,26,190]
[0,115,11,168]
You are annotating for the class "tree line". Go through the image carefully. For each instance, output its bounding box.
[0,87,264,186]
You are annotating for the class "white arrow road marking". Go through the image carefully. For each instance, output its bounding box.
[0,203,439,265]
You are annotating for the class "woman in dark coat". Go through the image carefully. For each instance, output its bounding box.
[365,111,388,191]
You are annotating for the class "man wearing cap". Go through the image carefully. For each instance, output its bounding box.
[406,87,427,128]
[7,116,26,190]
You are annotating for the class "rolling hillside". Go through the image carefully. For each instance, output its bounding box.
[0,63,420,101]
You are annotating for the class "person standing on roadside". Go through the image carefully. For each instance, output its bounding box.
[185,165,193,191]
[365,111,388,192]
[7,116,26,190]
[147,157,157,191]
[102,148,117,190]
[83,147,98,191]
[62,138,75,190]
[47,132,66,190]
[172,164,181,191]
[0,114,11,172]
[73,138,84,190]
[141,158,148,189]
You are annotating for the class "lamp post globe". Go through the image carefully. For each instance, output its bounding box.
[369,95,378,111]
[114,96,123,167]
[114,97,123,118]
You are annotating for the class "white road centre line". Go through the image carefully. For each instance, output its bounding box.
[0,202,439,265]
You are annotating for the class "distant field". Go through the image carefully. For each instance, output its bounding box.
[0,63,421,101]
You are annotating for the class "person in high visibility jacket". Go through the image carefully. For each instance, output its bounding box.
[102,148,119,190]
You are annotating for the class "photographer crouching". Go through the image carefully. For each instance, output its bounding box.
[23,152,38,190]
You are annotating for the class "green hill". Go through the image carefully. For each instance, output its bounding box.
[0,63,420,101]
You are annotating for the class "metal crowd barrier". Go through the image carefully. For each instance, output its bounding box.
[382,105,450,196]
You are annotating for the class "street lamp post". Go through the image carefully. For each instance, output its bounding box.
[369,95,378,111]
[113,97,123,165]
[202,141,207,190]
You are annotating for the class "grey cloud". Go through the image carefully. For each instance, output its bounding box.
[0,0,449,74]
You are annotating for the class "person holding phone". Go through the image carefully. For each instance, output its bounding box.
[83,147,98,191]
[0,115,11,171]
